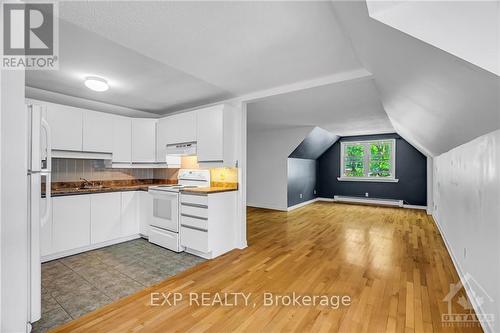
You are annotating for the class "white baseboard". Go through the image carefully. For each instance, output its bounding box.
[402,204,427,210]
[432,213,493,333]
[333,195,403,207]
[41,234,141,262]
[287,198,320,211]
[317,197,335,202]
[247,202,287,211]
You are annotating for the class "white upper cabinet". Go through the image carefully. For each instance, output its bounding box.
[160,112,196,145]
[131,118,157,162]
[82,110,113,152]
[156,117,181,166]
[196,104,236,167]
[112,116,132,163]
[196,105,224,163]
[45,103,83,151]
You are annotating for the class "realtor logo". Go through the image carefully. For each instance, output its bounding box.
[442,272,495,329]
[1,2,58,69]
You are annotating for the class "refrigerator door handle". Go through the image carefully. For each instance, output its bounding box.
[41,118,52,173]
[41,172,51,226]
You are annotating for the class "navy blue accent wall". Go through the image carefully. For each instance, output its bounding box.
[317,133,427,206]
[289,127,337,159]
[287,158,318,207]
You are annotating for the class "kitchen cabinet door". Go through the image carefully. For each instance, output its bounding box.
[161,112,196,145]
[46,103,83,151]
[121,191,139,237]
[52,195,91,253]
[138,191,153,236]
[82,110,113,152]
[196,105,224,163]
[112,116,132,163]
[91,192,122,244]
[131,119,156,162]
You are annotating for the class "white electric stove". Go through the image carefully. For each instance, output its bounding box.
[147,169,210,252]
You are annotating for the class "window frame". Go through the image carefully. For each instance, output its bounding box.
[338,138,398,183]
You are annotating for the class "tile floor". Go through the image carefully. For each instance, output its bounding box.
[32,238,205,333]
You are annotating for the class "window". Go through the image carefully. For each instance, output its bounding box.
[339,139,398,182]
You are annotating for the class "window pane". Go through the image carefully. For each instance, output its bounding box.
[369,142,392,177]
[344,144,364,177]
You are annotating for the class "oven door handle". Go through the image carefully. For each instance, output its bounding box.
[148,190,179,199]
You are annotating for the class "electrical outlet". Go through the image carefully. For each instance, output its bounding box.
[365,192,369,197]
[299,193,303,199]
[314,190,317,195]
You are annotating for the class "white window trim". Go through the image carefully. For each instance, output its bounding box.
[338,138,399,183]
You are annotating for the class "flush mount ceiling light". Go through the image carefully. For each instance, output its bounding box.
[84,76,109,92]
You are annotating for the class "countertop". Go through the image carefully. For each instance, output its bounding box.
[180,186,238,194]
[45,181,237,197]
[46,180,174,197]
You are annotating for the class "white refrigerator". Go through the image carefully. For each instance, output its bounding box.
[26,103,52,328]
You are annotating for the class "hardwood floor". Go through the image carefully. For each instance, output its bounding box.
[51,202,482,333]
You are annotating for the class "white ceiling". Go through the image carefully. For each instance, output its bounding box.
[26,19,231,114]
[247,78,394,136]
[27,1,361,115]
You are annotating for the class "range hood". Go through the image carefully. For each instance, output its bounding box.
[166,141,197,156]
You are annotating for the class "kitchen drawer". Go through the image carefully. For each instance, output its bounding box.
[181,226,209,253]
[181,193,208,206]
[181,204,208,219]
[149,226,181,252]
[181,214,208,231]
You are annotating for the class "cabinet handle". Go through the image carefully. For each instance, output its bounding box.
[181,213,208,220]
[181,224,208,232]
[181,202,208,209]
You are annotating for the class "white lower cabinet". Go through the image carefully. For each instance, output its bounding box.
[43,191,143,261]
[91,192,122,244]
[52,195,91,253]
[121,191,140,237]
[180,191,237,259]
[138,190,153,236]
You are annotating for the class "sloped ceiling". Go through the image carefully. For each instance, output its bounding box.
[289,127,338,160]
[247,77,394,135]
[332,1,500,156]
[366,1,499,76]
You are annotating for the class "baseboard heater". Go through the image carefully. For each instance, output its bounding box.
[333,195,403,207]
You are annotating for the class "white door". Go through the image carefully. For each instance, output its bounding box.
[131,119,156,162]
[82,110,113,152]
[161,112,196,145]
[52,195,91,253]
[112,116,132,163]
[149,190,179,232]
[121,191,139,237]
[196,105,224,163]
[91,192,122,244]
[45,103,83,151]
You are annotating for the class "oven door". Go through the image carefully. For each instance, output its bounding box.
[149,189,179,233]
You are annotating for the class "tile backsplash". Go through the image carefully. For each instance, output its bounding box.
[52,159,178,182]
[51,158,238,186]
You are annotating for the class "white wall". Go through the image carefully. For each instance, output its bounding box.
[433,129,500,333]
[247,126,312,210]
[1,71,28,332]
